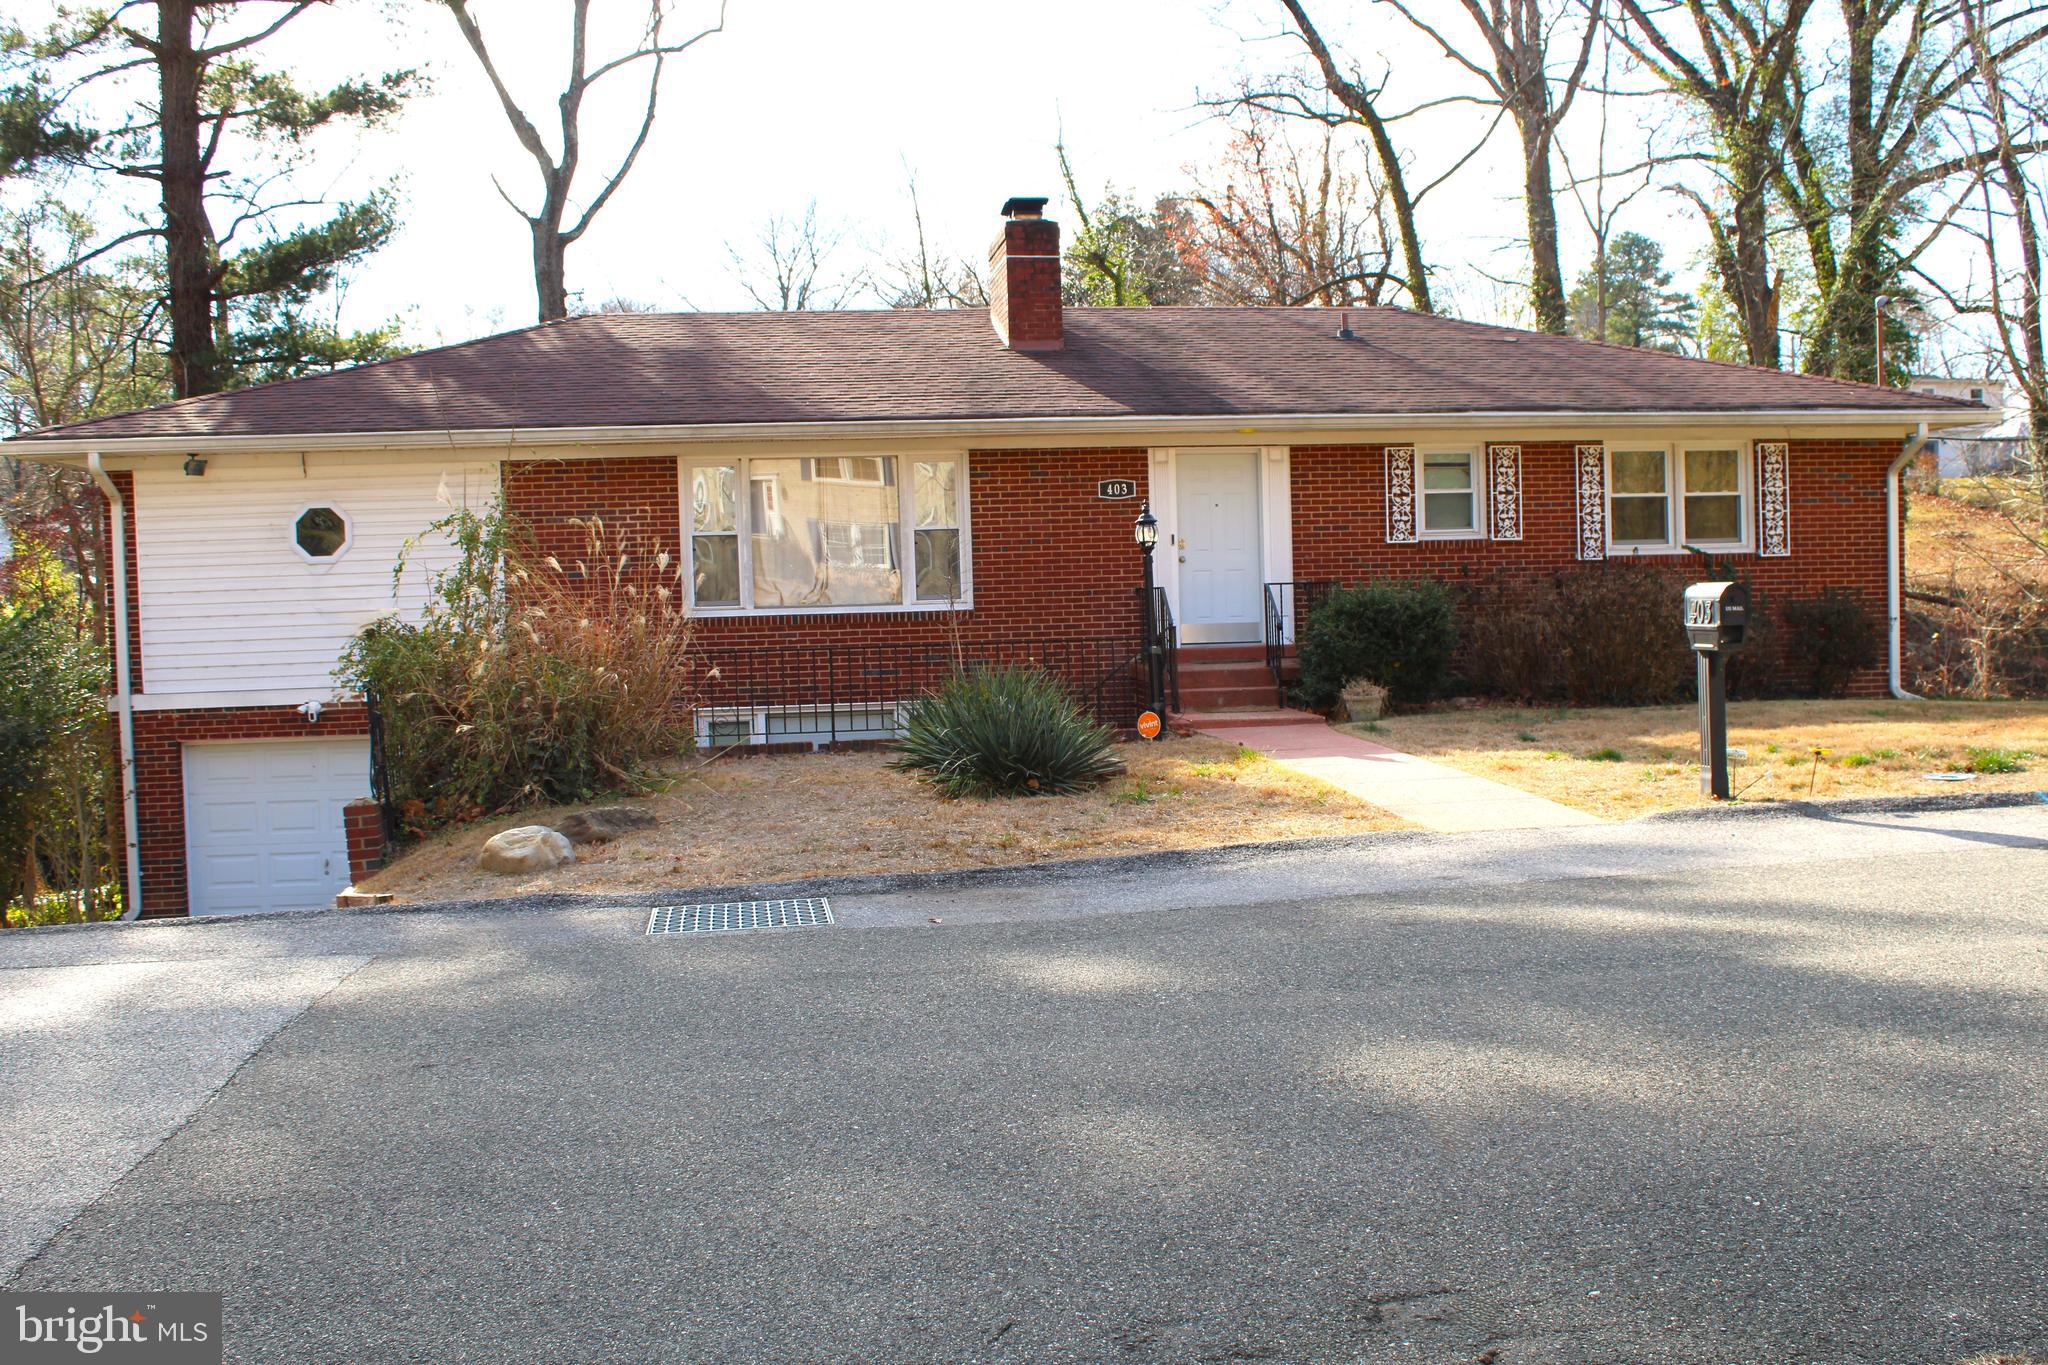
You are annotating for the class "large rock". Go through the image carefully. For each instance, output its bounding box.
[477,825,575,875]
[556,805,658,845]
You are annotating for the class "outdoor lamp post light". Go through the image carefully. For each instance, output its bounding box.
[1134,504,1164,724]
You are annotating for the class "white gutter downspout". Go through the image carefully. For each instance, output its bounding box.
[1887,423,1929,701]
[85,453,143,920]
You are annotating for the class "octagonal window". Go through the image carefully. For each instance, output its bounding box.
[293,506,350,561]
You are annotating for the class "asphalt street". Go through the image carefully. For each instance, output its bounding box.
[3,803,2045,1363]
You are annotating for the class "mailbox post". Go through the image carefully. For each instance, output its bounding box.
[1684,581,1749,799]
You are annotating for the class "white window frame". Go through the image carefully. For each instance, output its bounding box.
[1417,447,1486,541]
[680,454,972,616]
[289,503,352,564]
[1603,443,1753,556]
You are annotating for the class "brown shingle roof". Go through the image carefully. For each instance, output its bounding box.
[10,305,1978,443]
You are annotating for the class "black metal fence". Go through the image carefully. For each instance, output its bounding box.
[689,636,1152,747]
[1262,580,1335,680]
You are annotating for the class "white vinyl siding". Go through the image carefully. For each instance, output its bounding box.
[133,455,498,696]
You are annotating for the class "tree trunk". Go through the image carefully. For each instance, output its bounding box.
[1727,141,1781,369]
[1358,109,1433,315]
[1520,115,1568,333]
[157,0,218,397]
[532,220,569,322]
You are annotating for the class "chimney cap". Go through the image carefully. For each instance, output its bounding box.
[1000,196,1050,220]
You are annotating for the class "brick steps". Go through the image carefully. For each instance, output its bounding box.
[1176,643,1286,711]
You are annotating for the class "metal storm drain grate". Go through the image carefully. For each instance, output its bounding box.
[645,897,834,936]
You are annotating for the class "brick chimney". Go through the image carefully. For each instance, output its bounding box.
[988,197,1062,351]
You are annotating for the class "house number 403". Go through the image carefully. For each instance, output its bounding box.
[1098,478,1138,500]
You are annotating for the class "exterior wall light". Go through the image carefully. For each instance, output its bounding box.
[183,455,207,476]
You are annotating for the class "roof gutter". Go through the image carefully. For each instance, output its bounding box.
[1887,423,1930,701]
[85,453,144,921]
[4,407,1990,459]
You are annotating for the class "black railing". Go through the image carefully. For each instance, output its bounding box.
[363,690,399,849]
[1140,585,1182,715]
[1262,580,1335,681]
[690,637,1151,747]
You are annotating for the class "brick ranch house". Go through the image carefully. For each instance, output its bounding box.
[7,199,1983,919]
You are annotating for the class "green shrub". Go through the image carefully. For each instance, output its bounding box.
[336,505,695,837]
[1781,589,1881,697]
[892,666,1125,798]
[1,542,117,926]
[1295,579,1459,709]
[1585,746,1625,762]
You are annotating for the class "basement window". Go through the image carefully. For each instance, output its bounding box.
[682,455,971,614]
[293,506,351,561]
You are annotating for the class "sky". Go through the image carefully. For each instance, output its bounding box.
[6,0,2002,372]
[249,0,1598,341]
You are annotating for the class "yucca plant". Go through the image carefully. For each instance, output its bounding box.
[892,665,1125,798]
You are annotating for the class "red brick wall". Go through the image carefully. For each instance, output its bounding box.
[1291,438,1899,694]
[344,798,386,884]
[131,703,370,918]
[503,448,1152,650]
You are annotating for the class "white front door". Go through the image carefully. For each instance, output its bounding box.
[184,738,371,915]
[1175,450,1263,643]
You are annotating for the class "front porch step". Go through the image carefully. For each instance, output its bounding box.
[1176,642,1269,664]
[1178,660,1276,688]
[1174,707,1320,729]
[1180,683,1284,711]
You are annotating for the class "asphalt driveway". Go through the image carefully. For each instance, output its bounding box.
[4,803,2045,1363]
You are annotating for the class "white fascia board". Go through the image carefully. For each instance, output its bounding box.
[5,407,1990,461]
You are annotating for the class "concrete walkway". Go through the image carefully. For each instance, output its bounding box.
[1206,719,1604,832]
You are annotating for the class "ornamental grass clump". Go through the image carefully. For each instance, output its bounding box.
[337,504,694,837]
[892,665,1125,798]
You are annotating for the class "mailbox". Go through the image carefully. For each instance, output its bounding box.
[1683,581,1749,653]
[1686,580,1749,800]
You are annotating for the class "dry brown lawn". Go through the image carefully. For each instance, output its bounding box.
[1347,698,2048,819]
[360,736,1407,904]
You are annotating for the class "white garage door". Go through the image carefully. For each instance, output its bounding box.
[184,739,371,915]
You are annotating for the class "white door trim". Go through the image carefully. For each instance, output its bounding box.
[1153,446,1292,642]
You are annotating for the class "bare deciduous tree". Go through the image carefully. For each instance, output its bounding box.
[1609,0,1821,368]
[874,173,986,310]
[1366,0,1603,333]
[442,0,727,322]
[727,202,865,311]
[1777,0,2048,383]
[1180,109,1402,306]
[1250,1,1444,312]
